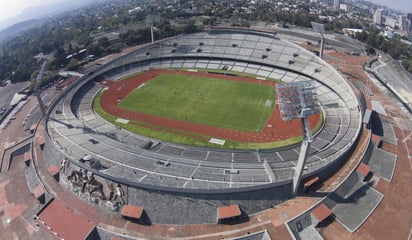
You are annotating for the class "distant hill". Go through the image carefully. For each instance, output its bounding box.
[0,0,100,43]
[0,19,46,44]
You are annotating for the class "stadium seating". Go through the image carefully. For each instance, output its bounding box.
[45,29,362,193]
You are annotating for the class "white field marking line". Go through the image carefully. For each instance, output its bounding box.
[407,135,412,171]
[235,84,252,117]
[402,131,412,143]
[19,215,37,230]
[256,98,271,132]
[408,147,412,171]
[401,129,412,171]
[255,97,264,131]
[237,86,269,132]
[408,226,412,240]
[257,97,274,131]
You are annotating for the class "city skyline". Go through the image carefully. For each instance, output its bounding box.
[0,0,411,28]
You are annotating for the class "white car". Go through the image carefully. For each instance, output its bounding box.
[81,154,93,161]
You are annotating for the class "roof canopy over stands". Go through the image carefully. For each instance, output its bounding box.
[357,163,371,181]
[311,203,332,226]
[371,134,381,144]
[24,152,31,164]
[217,205,241,222]
[48,165,59,176]
[38,136,45,147]
[32,185,45,200]
[30,124,37,133]
[121,205,144,220]
[48,165,60,182]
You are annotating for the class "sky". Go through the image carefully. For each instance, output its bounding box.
[371,0,412,12]
[0,0,411,26]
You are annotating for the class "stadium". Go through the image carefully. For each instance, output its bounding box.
[37,28,375,237]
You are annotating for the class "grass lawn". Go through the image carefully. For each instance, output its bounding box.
[117,74,275,132]
[94,93,313,150]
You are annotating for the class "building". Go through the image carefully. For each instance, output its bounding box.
[334,0,340,10]
[399,15,407,31]
[385,16,397,28]
[340,4,349,12]
[408,13,412,34]
[374,9,383,25]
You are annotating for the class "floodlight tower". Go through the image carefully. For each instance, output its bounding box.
[34,61,48,119]
[311,22,326,59]
[276,81,320,196]
[151,24,155,44]
[146,15,160,44]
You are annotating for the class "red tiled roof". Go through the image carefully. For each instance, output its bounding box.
[112,237,125,240]
[311,203,332,223]
[217,205,241,220]
[371,134,381,143]
[357,163,371,176]
[304,176,319,188]
[32,185,45,199]
[24,152,31,162]
[48,165,59,176]
[121,205,143,219]
[37,199,95,240]
[38,136,45,146]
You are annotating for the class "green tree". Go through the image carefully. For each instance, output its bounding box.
[87,43,103,57]
[182,20,198,33]
[98,37,111,49]
[66,59,80,71]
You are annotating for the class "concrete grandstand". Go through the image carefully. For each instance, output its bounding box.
[41,29,363,226]
[1,25,411,240]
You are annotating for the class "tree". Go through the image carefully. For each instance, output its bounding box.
[356,31,368,42]
[366,45,376,55]
[182,20,198,33]
[87,43,103,57]
[51,47,68,69]
[66,59,80,71]
[98,37,111,49]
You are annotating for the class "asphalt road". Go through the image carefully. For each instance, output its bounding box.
[373,50,412,112]
[0,82,26,110]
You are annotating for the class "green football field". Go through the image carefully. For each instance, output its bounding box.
[117,74,275,132]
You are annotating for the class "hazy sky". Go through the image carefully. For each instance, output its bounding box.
[0,0,411,25]
[371,0,412,11]
[0,0,58,21]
